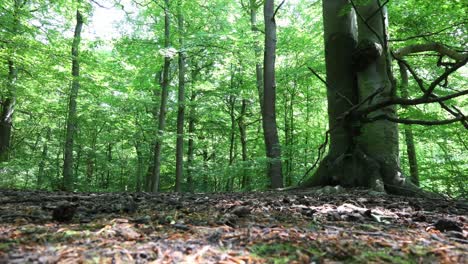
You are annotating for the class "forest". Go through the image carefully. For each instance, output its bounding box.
[0,0,467,263]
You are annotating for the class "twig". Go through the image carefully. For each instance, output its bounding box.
[307,66,328,88]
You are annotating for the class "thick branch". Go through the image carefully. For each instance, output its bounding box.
[356,89,468,116]
[394,43,467,61]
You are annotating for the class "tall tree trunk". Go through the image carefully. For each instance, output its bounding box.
[186,91,196,192]
[238,99,249,190]
[0,0,21,163]
[262,0,283,188]
[398,61,419,186]
[62,10,83,191]
[151,0,171,193]
[226,94,236,191]
[175,0,186,192]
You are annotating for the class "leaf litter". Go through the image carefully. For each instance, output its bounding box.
[0,188,466,263]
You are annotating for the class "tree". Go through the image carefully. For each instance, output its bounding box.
[149,0,171,193]
[174,0,186,192]
[62,9,83,191]
[262,0,283,188]
[301,0,467,195]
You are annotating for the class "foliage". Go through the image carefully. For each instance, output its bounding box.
[0,0,466,196]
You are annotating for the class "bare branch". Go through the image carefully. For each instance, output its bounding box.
[390,20,468,42]
[273,0,286,19]
[366,115,467,126]
[307,66,328,88]
[356,89,468,116]
[424,56,468,97]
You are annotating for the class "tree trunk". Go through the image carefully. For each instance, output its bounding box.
[249,0,264,112]
[0,1,21,163]
[238,99,249,190]
[226,93,236,191]
[134,142,144,192]
[301,0,418,196]
[398,61,419,186]
[175,0,186,193]
[262,0,283,188]
[186,90,196,192]
[62,10,83,191]
[37,127,51,189]
[150,0,171,193]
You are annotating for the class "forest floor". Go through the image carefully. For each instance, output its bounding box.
[0,188,466,264]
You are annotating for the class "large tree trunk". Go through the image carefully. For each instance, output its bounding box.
[150,0,171,193]
[262,0,283,188]
[175,0,186,192]
[301,0,418,195]
[62,10,83,191]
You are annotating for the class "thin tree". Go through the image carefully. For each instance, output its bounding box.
[175,0,186,192]
[62,10,83,191]
[150,0,171,193]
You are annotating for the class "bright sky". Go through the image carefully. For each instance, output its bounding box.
[85,0,134,40]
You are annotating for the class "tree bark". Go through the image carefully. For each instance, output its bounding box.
[150,0,171,193]
[62,10,83,191]
[262,0,283,188]
[175,0,186,193]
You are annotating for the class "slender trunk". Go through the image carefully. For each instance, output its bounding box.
[135,142,144,192]
[175,0,186,192]
[283,90,290,185]
[398,61,419,186]
[151,0,171,193]
[74,144,81,183]
[186,91,196,192]
[263,0,283,188]
[106,143,112,190]
[62,10,83,191]
[37,127,51,189]
[249,0,264,112]
[227,94,236,191]
[238,99,249,190]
